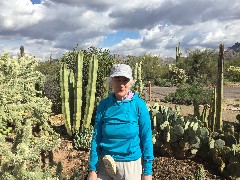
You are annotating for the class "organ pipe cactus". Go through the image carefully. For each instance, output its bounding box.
[216,44,224,131]
[60,51,98,136]
[83,54,98,128]
[209,87,217,132]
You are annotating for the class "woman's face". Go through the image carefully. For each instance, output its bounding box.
[112,76,131,100]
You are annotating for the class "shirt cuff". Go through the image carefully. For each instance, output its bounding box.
[143,160,153,175]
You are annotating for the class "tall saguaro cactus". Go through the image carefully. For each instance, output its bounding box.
[176,42,182,63]
[60,51,98,136]
[216,44,224,131]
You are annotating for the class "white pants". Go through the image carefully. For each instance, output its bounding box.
[97,157,142,180]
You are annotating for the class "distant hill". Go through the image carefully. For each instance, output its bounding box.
[225,42,240,59]
[228,42,240,52]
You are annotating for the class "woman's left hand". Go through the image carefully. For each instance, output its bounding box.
[142,175,152,180]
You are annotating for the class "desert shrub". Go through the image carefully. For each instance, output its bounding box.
[43,80,61,114]
[225,66,240,82]
[128,54,169,86]
[177,49,218,85]
[164,82,212,105]
[168,64,187,86]
[154,78,172,87]
[35,59,61,114]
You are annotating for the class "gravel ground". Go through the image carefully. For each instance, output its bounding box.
[53,139,224,180]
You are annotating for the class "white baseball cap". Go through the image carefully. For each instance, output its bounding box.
[110,64,133,80]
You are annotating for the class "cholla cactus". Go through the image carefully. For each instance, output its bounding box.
[0,53,60,179]
[168,64,187,85]
[133,61,143,95]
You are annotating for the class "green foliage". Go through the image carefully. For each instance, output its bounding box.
[0,53,60,179]
[164,82,212,105]
[225,66,240,82]
[177,49,218,85]
[168,64,187,86]
[35,59,61,114]
[225,56,240,68]
[128,54,169,86]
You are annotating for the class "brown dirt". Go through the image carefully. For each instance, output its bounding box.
[50,86,240,180]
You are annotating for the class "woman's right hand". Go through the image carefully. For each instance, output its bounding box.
[87,171,97,180]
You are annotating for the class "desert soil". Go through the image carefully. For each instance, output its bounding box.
[51,86,240,180]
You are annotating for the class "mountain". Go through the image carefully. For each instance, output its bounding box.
[225,42,240,60]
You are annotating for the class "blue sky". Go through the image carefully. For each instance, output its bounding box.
[31,0,41,4]
[102,31,139,47]
[0,0,240,60]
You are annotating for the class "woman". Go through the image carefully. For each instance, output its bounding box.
[87,64,153,180]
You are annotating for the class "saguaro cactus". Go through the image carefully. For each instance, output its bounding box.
[176,42,182,63]
[60,51,98,136]
[20,45,25,57]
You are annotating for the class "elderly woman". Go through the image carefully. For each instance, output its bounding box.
[87,64,153,180]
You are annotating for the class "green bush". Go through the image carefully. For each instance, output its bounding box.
[35,59,61,114]
[164,82,212,105]
[225,66,240,82]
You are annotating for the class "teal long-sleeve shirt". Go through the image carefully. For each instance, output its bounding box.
[89,92,154,175]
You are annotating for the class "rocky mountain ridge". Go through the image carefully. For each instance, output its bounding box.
[225,42,240,59]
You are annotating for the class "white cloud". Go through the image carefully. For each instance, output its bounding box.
[0,0,240,60]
